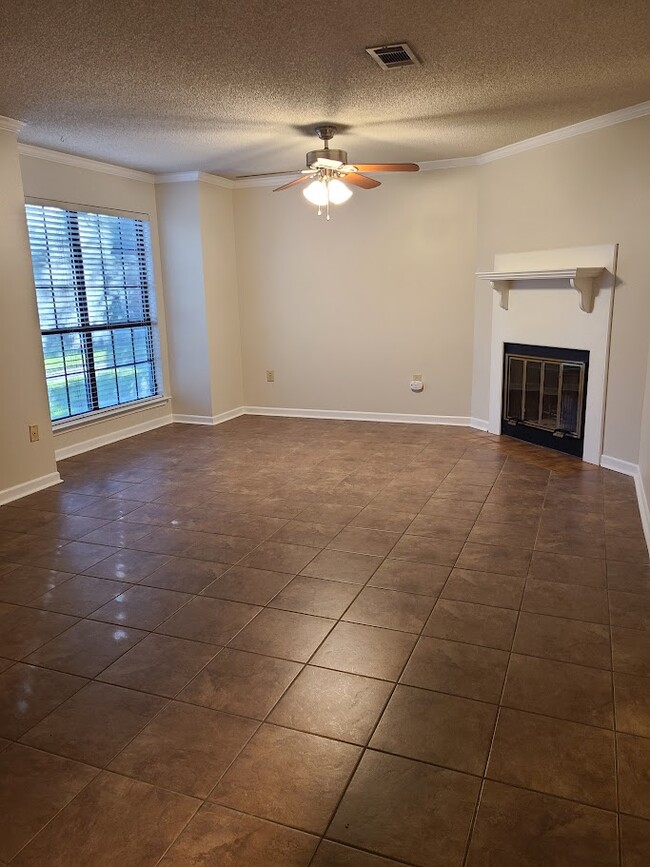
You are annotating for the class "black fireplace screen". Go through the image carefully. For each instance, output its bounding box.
[502,343,589,456]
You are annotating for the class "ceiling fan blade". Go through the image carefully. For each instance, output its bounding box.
[350,163,420,172]
[341,173,381,190]
[273,175,310,192]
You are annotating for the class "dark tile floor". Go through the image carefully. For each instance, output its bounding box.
[0,416,649,865]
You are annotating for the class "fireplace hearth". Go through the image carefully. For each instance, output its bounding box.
[502,342,589,457]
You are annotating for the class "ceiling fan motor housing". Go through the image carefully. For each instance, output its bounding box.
[306,148,348,168]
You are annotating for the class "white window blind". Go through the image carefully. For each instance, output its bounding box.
[25,203,161,423]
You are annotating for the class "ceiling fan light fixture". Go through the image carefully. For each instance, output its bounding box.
[303,179,328,206]
[273,126,418,220]
[328,178,353,204]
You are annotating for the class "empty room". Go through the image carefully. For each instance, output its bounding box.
[1,1,650,864]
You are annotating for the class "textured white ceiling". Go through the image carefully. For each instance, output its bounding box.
[1,0,649,176]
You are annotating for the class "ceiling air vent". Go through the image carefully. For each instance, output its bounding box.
[366,43,420,70]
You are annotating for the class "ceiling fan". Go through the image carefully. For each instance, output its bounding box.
[273,125,419,220]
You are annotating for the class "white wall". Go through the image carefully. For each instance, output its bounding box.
[19,155,173,456]
[472,115,650,464]
[0,130,59,499]
[234,167,479,419]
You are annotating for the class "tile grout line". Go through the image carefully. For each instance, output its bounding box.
[307,444,502,865]
[460,452,542,867]
[0,423,645,864]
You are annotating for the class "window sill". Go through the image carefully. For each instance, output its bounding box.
[52,395,171,435]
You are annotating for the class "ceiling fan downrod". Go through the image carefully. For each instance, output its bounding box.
[307,126,348,169]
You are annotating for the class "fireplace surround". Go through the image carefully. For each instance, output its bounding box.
[479,244,618,465]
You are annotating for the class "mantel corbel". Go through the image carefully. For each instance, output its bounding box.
[477,267,604,313]
[487,279,511,310]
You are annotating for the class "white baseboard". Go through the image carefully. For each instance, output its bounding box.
[171,407,246,426]
[55,414,173,461]
[243,406,473,426]
[43,402,649,557]
[0,471,62,506]
[634,469,650,556]
[601,454,650,555]
[600,454,638,476]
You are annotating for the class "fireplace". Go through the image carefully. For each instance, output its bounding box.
[502,343,589,457]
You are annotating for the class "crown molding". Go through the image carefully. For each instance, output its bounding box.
[418,157,478,171]
[477,100,650,164]
[234,173,299,189]
[13,100,650,186]
[0,115,25,135]
[17,143,154,183]
[229,100,650,187]
[155,170,234,189]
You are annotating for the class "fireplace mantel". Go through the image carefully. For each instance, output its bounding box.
[477,267,604,312]
[481,244,617,466]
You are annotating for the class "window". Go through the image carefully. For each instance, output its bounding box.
[25,203,161,423]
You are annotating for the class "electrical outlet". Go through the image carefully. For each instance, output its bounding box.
[412,373,423,382]
[29,424,39,443]
[266,370,275,383]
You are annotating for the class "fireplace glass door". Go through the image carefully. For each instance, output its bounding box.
[502,344,589,457]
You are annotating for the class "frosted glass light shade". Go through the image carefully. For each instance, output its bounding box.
[328,179,353,204]
[303,179,328,205]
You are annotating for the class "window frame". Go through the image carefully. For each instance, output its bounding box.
[25,199,166,428]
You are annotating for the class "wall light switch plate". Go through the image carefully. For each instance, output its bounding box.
[29,424,39,443]
[266,370,275,383]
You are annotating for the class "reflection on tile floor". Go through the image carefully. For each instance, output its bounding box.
[0,415,649,865]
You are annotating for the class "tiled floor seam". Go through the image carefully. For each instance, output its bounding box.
[312,463,489,866]
[4,746,102,863]
[461,454,542,866]
[608,568,623,867]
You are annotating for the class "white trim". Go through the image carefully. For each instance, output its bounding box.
[0,471,62,506]
[477,101,650,164]
[635,470,650,556]
[243,406,473,426]
[171,407,245,425]
[208,102,650,188]
[15,101,650,184]
[600,455,638,476]
[54,414,172,461]
[25,196,150,223]
[470,418,490,431]
[0,115,25,135]
[17,143,154,183]
[155,171,234,189]
[52,396,170,433]
[601,456,650,556]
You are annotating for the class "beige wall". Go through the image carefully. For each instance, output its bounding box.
[6,112,650,503]
[156,179,244,419]
[199,182,244,415]
[19,155,173,455]
[472,116,650,464]
[155,180,213,418]
[0,131,58,497]
[234,168,479,417]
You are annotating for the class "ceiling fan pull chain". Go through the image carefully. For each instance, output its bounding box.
[326,175,330,220]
